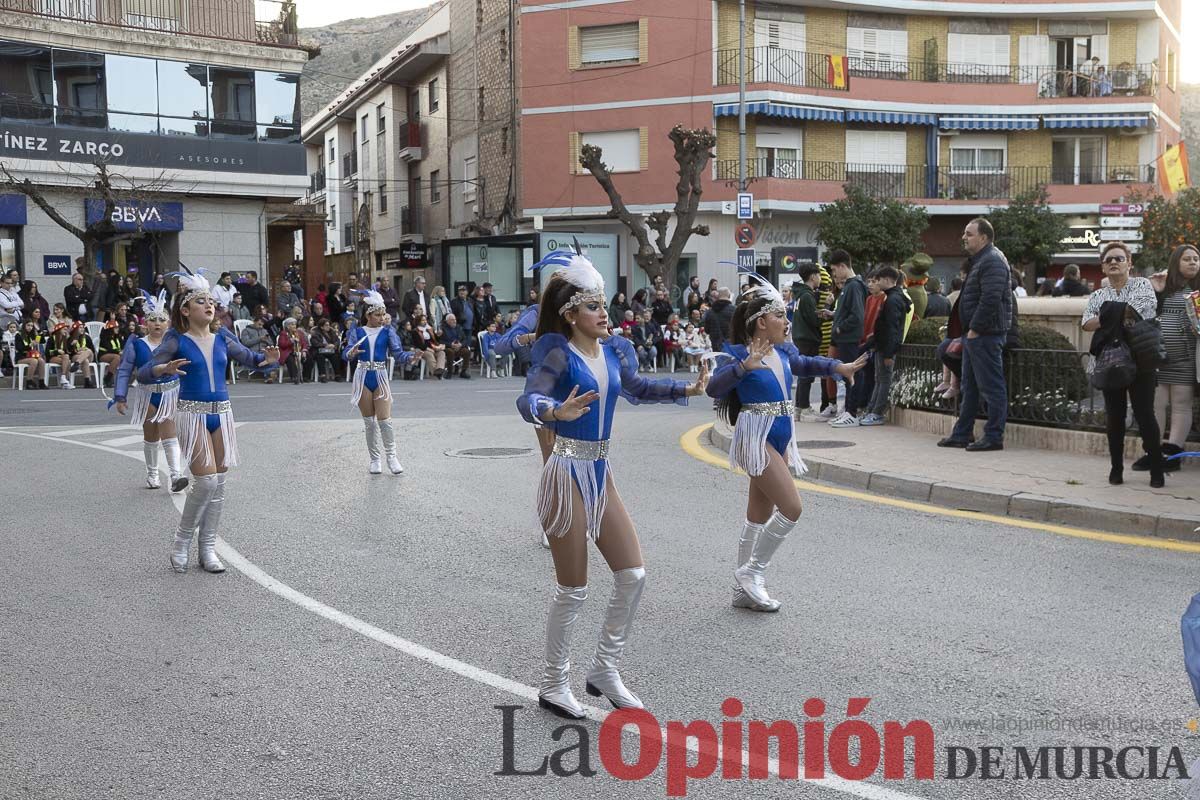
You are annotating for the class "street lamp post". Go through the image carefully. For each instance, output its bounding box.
[738,0,747,193]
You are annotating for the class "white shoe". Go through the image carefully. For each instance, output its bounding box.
[387,455,404,475]
[796,409,821,423]
[817,406,837,420]
[541,532,551,549]
[368,458,382,475]
[145,469,161,489]
[829,412,860,427]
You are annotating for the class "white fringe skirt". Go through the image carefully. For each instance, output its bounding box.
[126,378,179,427]
[537,436,610,542]
[350,361,391,406]
[175,399,239,469]
[730,402,807,477]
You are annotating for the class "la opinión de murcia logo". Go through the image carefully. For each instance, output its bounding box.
[495,699,1193,797]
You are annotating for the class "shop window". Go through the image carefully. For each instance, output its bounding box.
[209,67,255,139]
[0,42,53,123]
[255,71,299,142]
[53,48,105,128]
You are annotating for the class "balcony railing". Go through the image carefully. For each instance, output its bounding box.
[715,159,1154,200]
[716,47,1158,97]
[716,47,850,91]
[401,120,422,149]
[341,152,358,185]
[2,0,300,47]
[309,170,326,193]
[401,205,422,235]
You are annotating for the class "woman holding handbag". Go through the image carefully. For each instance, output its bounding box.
[1082,242,1164,488]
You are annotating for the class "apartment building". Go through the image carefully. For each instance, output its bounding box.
[520,0,1183,290]
[0,0,319,298]
[301,4,450,291]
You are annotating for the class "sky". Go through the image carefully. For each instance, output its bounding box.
[299,1,1200,82]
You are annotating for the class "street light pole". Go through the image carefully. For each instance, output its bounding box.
[737,0,746,193]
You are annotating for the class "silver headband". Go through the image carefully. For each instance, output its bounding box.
[746,298,787,326]
[559,289,606,316]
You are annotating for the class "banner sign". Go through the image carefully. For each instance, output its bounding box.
[85,199,184,232]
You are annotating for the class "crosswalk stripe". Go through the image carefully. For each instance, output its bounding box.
[44,425,129,437]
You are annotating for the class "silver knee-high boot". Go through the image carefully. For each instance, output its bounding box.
[733,520,779,612]
[378,419,403,474]
[734,510,798,610]
[585,566,647,710]
[143,440,161,489]
[171,474,218,573]
[539,583,588,719]
[161,437,188,493]
[362,416,381,474]
[197,473,227,573]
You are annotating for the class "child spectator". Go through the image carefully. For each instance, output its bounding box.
[680,322,710,372]
[860,267,912,426]
[481,321,502,377]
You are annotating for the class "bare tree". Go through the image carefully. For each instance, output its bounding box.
[579,124,716,285]
[0,160,175,283]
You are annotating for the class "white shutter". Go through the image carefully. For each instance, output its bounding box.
[580,23,639,64]
[846,130,905,171]
[581,129,640,172]
[776,19,805,51]
[847,27,865,60]
[884,130,906,172]
[1091,34,1109,67]
[889,29,908,66]
[948,33,966,64]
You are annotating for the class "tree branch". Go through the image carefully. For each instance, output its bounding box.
[0,162,87,240]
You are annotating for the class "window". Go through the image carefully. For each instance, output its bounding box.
[377,104,386,134]
[1052,137,1105,184]
[430,169,441,203]
[328,139,335,163]
[947,34,1010,78]
[581,129,641,172]
[428,78,439,113]
[157,60,208,135]
[949,135,1006,173]
[379,182,387,213]
[361,113,369,142]
[254,71,298,142]
[53,49,105,128]
[208,67,255,139]
[753,18,807,83]
[580,23,639,66]
[0,42,52,123]
[463,156,477,201]
[845,129,906,171]
[1167,49,1178,91]
[847,28,908,74]
[754,124,803,178]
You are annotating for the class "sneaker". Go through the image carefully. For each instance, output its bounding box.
[859,413,886,426]
[368,458,382,475]
[817,406,837,420]
[829,412,859,427]
[796,409,822,423]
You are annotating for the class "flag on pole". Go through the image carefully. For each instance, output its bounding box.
[1157,142,1191,196]
[827,56,848,89]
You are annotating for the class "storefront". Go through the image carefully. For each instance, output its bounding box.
[0,194,26,274]
[85,199,183,290]
[1048,215,1103,288]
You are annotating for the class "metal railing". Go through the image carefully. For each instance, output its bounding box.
[1,0,300,47]
[715,159,1154,200]
[401,205,422,235]
[716,47,1158,97]
[309,170,325,193]
[400,120,422,150]
[716,47,849,91]
[893,344,1200,440]
[342,152,358,182]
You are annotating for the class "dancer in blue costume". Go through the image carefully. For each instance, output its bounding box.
[518,253,708,719]
[139,269,279,574]
[110,291,187,492]
[344,290,418,475]
[707,279,866,612]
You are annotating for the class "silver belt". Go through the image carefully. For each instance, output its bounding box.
[552,435,611,461]
[358,360,389,370]
[742,400,794,417]
[178,399,232,414]
[144,377,179,391]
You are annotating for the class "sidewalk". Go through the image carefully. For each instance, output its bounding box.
[707,415,1200,541]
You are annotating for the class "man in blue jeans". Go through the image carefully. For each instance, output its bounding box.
[938,218,1013,452]
[827,250,868,427]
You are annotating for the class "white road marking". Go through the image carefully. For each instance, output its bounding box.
[475,389,522,393]
[227,394,264,399]
[20,398,110,403]
[1,426,927,800]
[99,434,150,447]
[43,425,130,436]
[318,392,412,397]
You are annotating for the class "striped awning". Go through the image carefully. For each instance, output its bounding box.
[939,114,1040,131]
[1043,113,1153,129]
[845,110,938,126]
[713,102,844,122]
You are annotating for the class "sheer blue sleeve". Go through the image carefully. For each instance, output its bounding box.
[780,341,841,379]
[136,329,180,384]
[342,331,367,361]
[112,337,138,403]
[386,327,415,365]
[494,304,538,356]
[220,327,265,369]
[611,335,688,406]
[707,359,746,399]
[517,333,569,425]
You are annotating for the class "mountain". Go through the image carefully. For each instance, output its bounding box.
[299,2,444,123]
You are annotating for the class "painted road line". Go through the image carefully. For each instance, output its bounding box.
[475,389,522,393]
[1,426,930,800]
[318,392,412,397]
[680,423,1200,555]
[20,398,112,403]
[44,425,130,436]
[99,434,150,447]
[227,394,264,399]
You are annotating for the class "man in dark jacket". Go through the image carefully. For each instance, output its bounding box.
[650,289,673,327]
[860,267,912,425]
[631,310,661,369]
[790,268,822,416]
[450,284,475,335]
[439,312,472,379]
[703,287,735,353]
[402,275,429,321]
[1052,264,1089,297]
[478,283,499,327]
[239,271,270,317]
[923,278,951,318]
[939,218,1012,451]
[828,250,868,425]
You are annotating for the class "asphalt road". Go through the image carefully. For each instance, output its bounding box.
[0,378,1197,799]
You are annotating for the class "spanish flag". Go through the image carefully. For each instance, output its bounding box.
[1157,142,1191,196]
[827,55,848,90]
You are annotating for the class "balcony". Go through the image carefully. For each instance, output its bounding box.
[398,121,423,162]
[309,170,326,195]
[716,47,1159,102]
[2,0,300,47]
[400,205,423,241]
[342,152,358,187]
[715,159,1155,205]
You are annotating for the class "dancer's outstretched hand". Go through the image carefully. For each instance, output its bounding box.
[835,352,869,385]
[259,346,280,366]
[157,358,189,376]
[741,338,773,371]
[547,385,599,422]
[686,360,710,396]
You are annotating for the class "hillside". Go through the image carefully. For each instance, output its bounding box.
[299,2,444,123]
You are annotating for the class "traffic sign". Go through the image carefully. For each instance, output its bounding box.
[734,222,757,248]
[1100,229,1142,241]
[1100,216,1144,228]
[737,193,753,219]
[736,248,756,272]
[1101,242,1142,254]
[1100,203,1144,215]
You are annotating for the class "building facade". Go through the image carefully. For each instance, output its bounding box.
[0,0,317,300]
[518,0,1183,293]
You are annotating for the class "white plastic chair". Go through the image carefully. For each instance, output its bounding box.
[7,346,25,390]
[476,331,490,377]
[84,321,104,349]
[43,361,63,387]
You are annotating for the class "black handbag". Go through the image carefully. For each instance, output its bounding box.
[1125,318,1168,369]
[1090,339,1137,390]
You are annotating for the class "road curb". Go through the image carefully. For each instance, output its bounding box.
[705,424,1200,542]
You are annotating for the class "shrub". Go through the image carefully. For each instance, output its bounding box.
[906,316,948,346]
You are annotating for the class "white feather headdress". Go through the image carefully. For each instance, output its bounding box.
[139,290,168,321]
[352,289,387,315]
[168,265,212,307]
[540,242,605,316]
[740,272,787,327]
